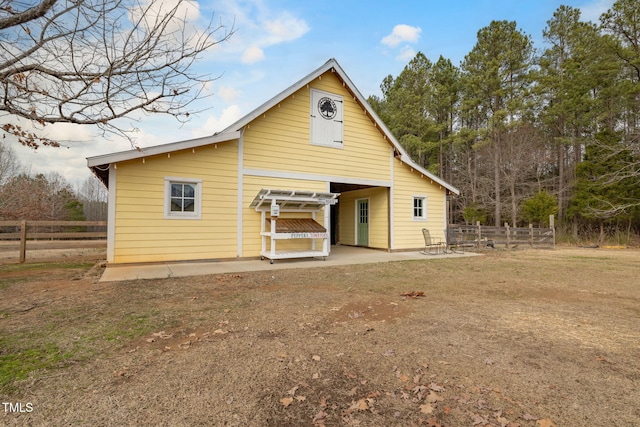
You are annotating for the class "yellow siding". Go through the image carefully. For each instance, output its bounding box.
[113,142,238,263]
[338,187,388,249]
[242,176,328,257]
[243,73,391,182]
[392,159,447,250]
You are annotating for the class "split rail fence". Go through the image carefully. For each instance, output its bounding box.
[0,220,107,263]
[446,217,555,251]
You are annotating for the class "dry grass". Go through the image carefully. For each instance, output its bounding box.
[1,247,639,426]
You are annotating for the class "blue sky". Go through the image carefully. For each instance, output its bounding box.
[10,0,615,187]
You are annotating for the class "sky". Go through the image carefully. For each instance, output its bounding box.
[6,0,616,188]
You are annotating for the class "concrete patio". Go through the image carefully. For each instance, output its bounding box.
[99,245,478,282]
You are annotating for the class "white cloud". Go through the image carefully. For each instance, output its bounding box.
[396,46,416,62]
[242,46,265,64]
[217,85,241,104]
[192,105,243,137]
[208,0,310,62]
[262,12,310,45]
[580,0,615,23]
[381,24,422,47]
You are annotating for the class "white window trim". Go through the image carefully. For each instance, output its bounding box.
[412,195,428,221]
[164,177,203,220]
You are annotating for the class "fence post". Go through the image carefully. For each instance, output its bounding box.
[505,222,510,249]
[529,224,534,247]
[476,221,481,250]
[19,220,27,263]
[550,215,556,249]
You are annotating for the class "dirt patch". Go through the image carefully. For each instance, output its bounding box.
[1,248,639,426]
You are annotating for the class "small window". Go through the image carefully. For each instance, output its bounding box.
[413,196,427,220]
[164,177,202,219]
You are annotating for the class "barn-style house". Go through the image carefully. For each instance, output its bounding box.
[87,59,459,264]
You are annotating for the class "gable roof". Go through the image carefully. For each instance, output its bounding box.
[87,58,459,195]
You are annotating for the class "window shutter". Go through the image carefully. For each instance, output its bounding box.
[310,89,343,147]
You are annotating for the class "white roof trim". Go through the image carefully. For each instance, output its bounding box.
[86,58,459,195]
[218,58,459,195]
[87,131,240,167]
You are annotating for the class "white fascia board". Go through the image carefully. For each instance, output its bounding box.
[399,154,460,195]
[86,131,240,167]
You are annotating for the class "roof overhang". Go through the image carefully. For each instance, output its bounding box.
[85,58,460,196]
[86,131,241,187]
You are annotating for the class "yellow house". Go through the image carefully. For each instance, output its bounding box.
[87,59,459,264]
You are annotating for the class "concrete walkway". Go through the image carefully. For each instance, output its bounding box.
[99,245,478,282]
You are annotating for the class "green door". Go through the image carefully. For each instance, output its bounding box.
[356,199,369,246]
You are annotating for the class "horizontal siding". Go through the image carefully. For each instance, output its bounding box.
[338,187,388,249]
[113,141,239,263]
[393,159,447,250]
[242,175,327,257]
[243,72,391,182]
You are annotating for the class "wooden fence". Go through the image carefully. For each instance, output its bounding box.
[447,218,555,251]
[0,220,107,263]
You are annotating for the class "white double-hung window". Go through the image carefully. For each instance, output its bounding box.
[413,196,427,220]
[164,177,202,219]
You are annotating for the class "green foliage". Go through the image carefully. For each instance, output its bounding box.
[369,2,640,238]
[569,130,640,223]
[521,191,558,227]
[462,203,488,225]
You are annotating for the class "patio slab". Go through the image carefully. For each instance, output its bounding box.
[99,245,478,282]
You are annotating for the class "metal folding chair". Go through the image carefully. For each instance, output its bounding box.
[420,228,445,255]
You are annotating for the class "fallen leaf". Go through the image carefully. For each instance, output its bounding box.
[295,396,306,402]
[312,410,327,424]
[426,391,444,403]
[472,414,489,425]
[319,396,327,407]
[536,419,557,427]
[280,397,293,408]
[521,413,537,421]
[399,374,410,382]
[312,355,321,361]
[400,291,425,298]
[113,369,127,377]
[427,418,442,427]
[312,373,320,379]
[595,356,607,362]
[348,399,368,411]
[429,383,446,392]
[213,329,228,335]
[443,406,452,415]
[287,385,299,396]
[420,403,434,414]
[347,387,358,396]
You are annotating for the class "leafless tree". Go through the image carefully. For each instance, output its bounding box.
[0,0,234,148]
[0,140,23,184]
[77,174,107,221]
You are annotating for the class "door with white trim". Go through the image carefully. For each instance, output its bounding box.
[356,199,369,246]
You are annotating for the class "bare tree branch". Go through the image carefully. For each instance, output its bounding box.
[0,0,234,148]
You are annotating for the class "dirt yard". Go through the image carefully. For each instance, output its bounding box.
[1,247,639,426]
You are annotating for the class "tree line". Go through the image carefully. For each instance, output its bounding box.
[0,141,106,222]
[369,1,640,243]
